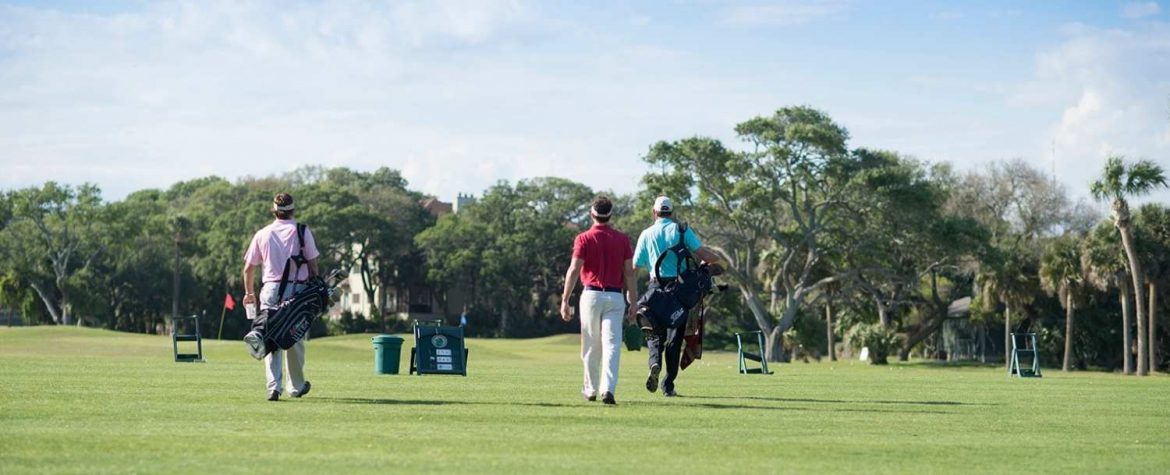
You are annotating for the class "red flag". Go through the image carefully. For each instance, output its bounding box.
[224,293,236,311]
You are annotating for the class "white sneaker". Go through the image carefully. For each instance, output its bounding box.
[243,331,265,360]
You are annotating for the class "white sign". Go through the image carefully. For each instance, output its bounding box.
[437,364,453,371]
[437,356,452,363]
[436,349,452,356]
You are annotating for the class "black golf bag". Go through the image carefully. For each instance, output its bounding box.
[249,275,336,356]
[636,223,714,331]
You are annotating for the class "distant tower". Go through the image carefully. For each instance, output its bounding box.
[454,193,474,213]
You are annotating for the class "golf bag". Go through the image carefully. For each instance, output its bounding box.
[636,284,687,330]
[635,223,714,331]
[248,274,339,357]
[653,224,713,310]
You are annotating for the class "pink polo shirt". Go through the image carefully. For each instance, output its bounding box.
[244,219,320,283]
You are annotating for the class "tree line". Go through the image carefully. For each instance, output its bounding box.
[1,105,1165,373]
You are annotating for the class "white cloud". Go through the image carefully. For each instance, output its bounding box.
[1018,22,1170,203]
[628,15,652,27]
[721,0,850,27]
[930,11,964,21]
[391,0,529,47]
[3,0,1167,210]
[1122,2,1161,19]
[989,8,1023,19]
[0,1,726,202]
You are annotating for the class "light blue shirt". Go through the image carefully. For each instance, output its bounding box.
[634,218,702,279]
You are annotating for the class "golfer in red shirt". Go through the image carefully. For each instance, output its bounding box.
[560,196,637,405]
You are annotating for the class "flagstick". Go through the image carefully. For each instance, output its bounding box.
[217,305,228,340]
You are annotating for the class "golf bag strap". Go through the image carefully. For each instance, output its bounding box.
[275,223,308,303]
[652,223,693,281]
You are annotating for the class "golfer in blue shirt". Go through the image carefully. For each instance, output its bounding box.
[633,196,721,397]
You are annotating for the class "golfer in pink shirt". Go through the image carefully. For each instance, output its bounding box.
[242,192,320,401]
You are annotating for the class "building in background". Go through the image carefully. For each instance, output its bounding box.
[329,194,471,325]
[421,197,453,217]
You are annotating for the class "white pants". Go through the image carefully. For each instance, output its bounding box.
[579,290,624,397]
[260,282,307,394]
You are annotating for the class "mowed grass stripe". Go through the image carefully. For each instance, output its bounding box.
[1,327,1168,474]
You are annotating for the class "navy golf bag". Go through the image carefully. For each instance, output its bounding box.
[635,223,713,331]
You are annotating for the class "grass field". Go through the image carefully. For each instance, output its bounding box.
[1,327,1168,474]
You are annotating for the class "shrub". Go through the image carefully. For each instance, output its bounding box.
[326,310,375,336]
[847,323,900,365]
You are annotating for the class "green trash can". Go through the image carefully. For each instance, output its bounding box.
[372,335,404,375]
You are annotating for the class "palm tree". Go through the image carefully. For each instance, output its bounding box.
[1090,155,1167,376]
[1082,222,1134,373]
[1040,235,1084,372]
[977,246,1039,369]
[1135,204,1170,371]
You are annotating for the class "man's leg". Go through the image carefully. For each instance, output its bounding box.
[265,348,283,395]
[662,316,688,395]
[286,338,306,395]
[598,293,623,398]
[259,282,285,400]
[282,282,309,396]
[645,324,664,393]
[578,291,603,399]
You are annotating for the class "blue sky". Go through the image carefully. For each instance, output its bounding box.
[1,0,1167,206]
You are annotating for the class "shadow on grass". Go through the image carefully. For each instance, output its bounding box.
[318,396,960,414]
[316,397,455,406]
[317,397,578,409]
[684,395,997,407]
[676,400,956,415]
[905,361,1005,370]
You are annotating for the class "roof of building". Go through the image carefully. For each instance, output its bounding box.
[947,296,971,318]
[421,198,453,217]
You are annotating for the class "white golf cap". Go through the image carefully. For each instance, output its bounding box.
[653,196,672,212]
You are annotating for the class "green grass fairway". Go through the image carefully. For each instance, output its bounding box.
[2,327,1168,474]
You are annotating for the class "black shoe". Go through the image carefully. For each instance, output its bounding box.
[663,387,678,397]
[602,392,616,405]
[584,394,597,402]
[267,391,280,401]
[646,363,661,393]
[292,381,311,398]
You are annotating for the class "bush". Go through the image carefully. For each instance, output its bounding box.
[847,323,900,365]
[326,310,376,336]
[784,307,827,362]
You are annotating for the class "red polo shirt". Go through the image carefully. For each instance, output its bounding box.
[572,224,633,289]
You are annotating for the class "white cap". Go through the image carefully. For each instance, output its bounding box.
[653,196,672,212]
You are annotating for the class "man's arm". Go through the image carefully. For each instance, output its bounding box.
[242,263,257,305]
[693,246,721,265]
[559,258,584,322]
[633,232,648,271]
[693,246,726,276]
[623,258,637,322]
[302,227,320,278]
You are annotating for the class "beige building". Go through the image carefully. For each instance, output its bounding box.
[328,194,471,324]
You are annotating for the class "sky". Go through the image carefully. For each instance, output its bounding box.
[1,0,1168,207]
